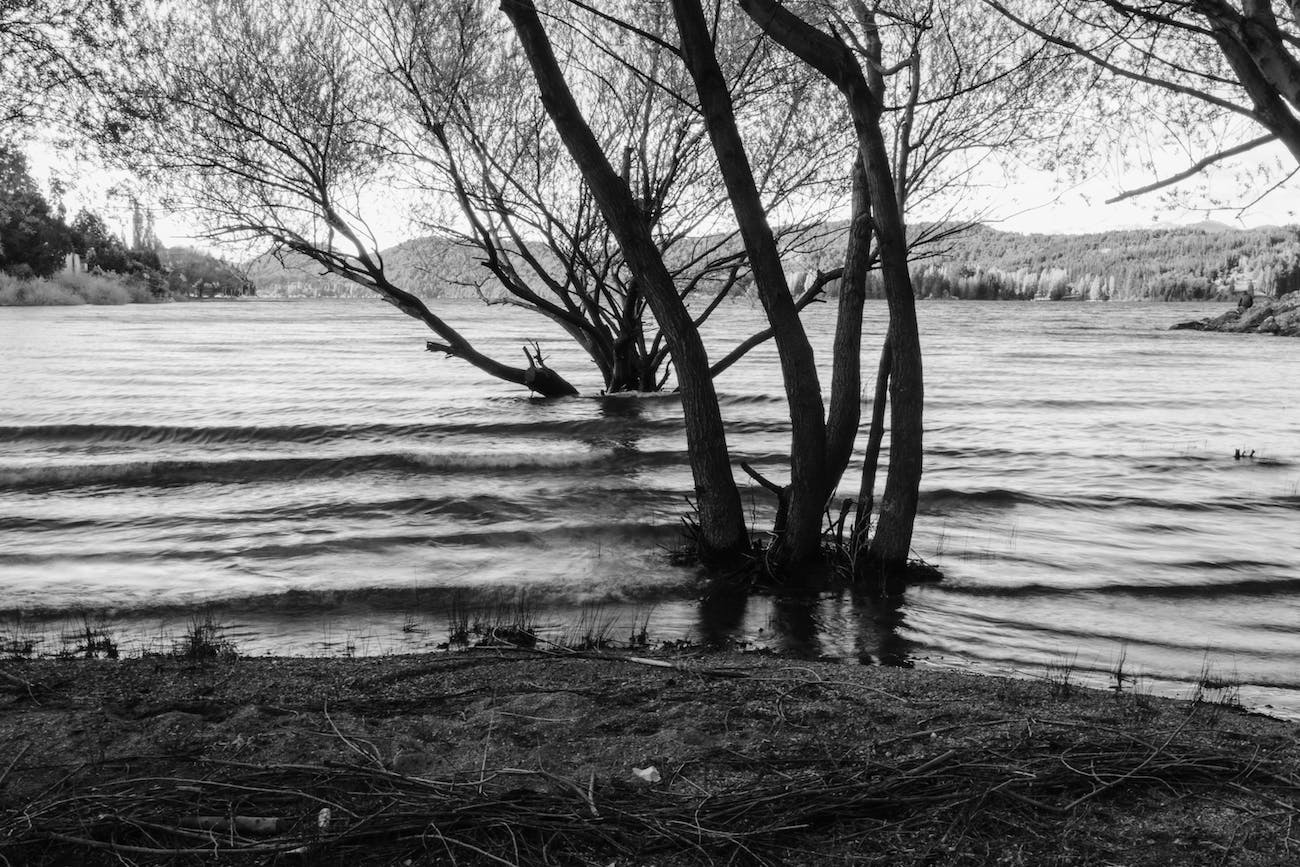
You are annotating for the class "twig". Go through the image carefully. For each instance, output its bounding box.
[0,667,39,702]
[0,743,30,791]
[323,703,383,769]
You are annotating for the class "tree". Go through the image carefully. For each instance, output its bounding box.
[0,0,136,135]
[106,0,848,402]
[99,0,1066,583]
[731,0,924,574]
[336,0,845,395]
[68,208,129,272]
[0,142,72,277]
[107,0,582,397]
[500,0,921,572]
[501,0,752,561]
[986,0,1300,207]
[669,0,830,563]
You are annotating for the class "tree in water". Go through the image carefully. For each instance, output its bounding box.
[506,0,1062,579]
[342,0,843,395]
[102,0,844,399]
[97,0,1069,582]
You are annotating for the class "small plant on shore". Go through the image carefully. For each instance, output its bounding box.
[628,608,653,648]
[446,594,472,648]
[1107,643,1156,716]
[471,594,538,649]
[1109,643,1129,695]
[559,606,618,651]
[1044,652,1077,699]
[172,612,238,662]
[57,614,118,659]
[1192,654,1242,710]
[0,621,42,659]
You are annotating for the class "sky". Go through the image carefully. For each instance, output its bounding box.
[990,170,1300,235]
[25,134,1300,254]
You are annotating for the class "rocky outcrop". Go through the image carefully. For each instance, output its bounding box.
[1171,290,1300,336]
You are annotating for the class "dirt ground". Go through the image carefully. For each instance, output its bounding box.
[2,649,1298,865]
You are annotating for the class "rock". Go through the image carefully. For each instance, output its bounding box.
[1171,290,1300,336]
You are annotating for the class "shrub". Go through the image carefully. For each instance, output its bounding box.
[51,271,135,304]
[0,273,83,306]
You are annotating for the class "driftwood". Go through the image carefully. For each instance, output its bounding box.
[7,709,1297,866]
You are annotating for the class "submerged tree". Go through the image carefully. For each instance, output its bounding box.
[106,0,583,396]
[501,0,924,572]
[103,0,845,398]
[100,0,1066,583]
[340,0,844,394]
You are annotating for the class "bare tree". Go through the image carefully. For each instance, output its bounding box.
[501,0,752,561]
[734,0,924,575]
[504,0,1071,577]
[986,0,1300,207]
[109,0,580,395]
[342,0,845,394]
[1,0,135,135]
[100,0,1069,581]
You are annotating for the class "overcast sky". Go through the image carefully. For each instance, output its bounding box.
[26,133,1299,253]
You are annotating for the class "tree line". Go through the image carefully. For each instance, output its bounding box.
[0,142,253,303]
[908,223,1300,301]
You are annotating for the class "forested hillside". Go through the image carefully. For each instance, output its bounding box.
[246,222,1300,303]
[897,222,1300,301]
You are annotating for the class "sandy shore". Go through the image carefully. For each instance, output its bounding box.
[2,648,1298,865]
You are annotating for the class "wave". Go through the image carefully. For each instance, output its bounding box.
[0,417,696,448]
[0,449,618,491]
[919,486,1298,514]
[0,516,688,566]
[0,571,704,621]
[939,574,1300,600]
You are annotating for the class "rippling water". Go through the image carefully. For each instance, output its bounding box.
[3,297,1298,718]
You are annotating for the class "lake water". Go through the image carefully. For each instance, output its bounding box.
[3,297,1298,719]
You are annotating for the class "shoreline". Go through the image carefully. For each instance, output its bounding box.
[7,606,1300,726]
[3,648,1297,864]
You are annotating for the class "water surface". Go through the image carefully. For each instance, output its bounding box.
[2,297,1298,718]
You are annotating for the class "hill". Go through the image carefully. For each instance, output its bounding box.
[244,222,1300,303]
[897,223,1300,301]
[158,247,255,297]
[245,237,485,299]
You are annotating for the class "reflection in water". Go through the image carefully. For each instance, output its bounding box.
[695,582,915,668]
[697,579,747,647]
[768,594,821,657]
[848,589,913,667]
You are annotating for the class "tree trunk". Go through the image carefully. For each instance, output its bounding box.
[824,156,872,485]
[854,332,891,545]
[671,0,828,564]
[502,0,749,562]
[740,0,924,572]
